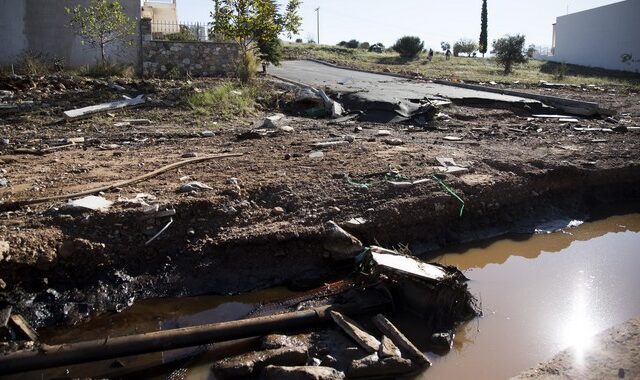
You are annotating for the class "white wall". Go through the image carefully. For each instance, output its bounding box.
[0,0,141,68]
[548,0,640,72]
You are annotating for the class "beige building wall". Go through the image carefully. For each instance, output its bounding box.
[141,0,179,34]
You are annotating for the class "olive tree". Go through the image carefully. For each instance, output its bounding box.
[211,0,301,82]
[453,39,478,57]
[66,0,136,65]
[492,34,527,74]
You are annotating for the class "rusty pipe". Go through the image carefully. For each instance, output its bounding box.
[0,298,390,375]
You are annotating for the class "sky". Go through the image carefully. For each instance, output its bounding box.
[176,0,625,49]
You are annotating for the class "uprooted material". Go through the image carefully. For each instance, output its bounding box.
[338,92,437,124]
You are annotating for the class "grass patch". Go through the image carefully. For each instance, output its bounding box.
[283,43,640,88]
[78,63,135,78]
[181,81,273,119]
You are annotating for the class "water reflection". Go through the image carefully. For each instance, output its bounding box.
[423,213,640,380]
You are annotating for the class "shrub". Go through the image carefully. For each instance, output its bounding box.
[553,61,567,80]
[453,39,478,57]
[359,42,370,50]
[345,39,359,49]
[295,38,303,43]
[236,50,258,84]
[492,34,527,74]
[392,36,424,59]
[14,51,55,76]
[182,82,265,118]
[167,25,197,41]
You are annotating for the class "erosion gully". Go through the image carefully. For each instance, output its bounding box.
[16,210,639,380]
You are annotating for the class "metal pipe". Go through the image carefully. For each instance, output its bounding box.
[0,300,389,375]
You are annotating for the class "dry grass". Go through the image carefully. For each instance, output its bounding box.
[283,43,640,88]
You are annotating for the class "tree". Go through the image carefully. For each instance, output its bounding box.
[479,0,488,57]
[211,0,301,82]
[392,36,424,59]
[492,34,527,74]
[440,41,451,52]
[345,39,360,49]
[359,42,370,50]
[453,39,478,57]
[526,44,537,58]
[66,0,135,65]
[369,43,385,53]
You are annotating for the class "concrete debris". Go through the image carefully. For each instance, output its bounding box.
[371,314,431,366]
[348,352,415,378]
[532,114,575,119]
[436,157,469,174]
[279,126,295,133]
[263,113,287,129]
[323,221,364,260]
[309,151,324,159]
[378,335,402,359]
[383,138,404,146]
[212,346,308,377]
[65,196,113,212]
[329,310,380,354]
[368,246,447,281]
[376,130,392,136]
[64,95,146,119]
[262,365,345,380]
[179,181,213,193]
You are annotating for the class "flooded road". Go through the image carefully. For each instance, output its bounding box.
[423,213,640,379]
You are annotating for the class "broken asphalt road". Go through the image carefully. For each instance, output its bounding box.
[270,60,552,116]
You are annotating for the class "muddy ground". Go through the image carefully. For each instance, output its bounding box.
[1,72,639,329]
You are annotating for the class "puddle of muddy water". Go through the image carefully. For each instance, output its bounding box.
[421,213,640,380]
[17,213,640,380]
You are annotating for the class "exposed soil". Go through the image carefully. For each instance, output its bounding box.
[1,73,639,329]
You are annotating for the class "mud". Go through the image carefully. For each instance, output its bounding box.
[0,73,639,331]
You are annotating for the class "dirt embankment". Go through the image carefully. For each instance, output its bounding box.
[1,74,639,328]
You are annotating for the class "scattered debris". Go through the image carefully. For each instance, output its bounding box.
[179,181,213,193]
[372,314,431,366]
[63,95,146,120]
[64,196,113,212]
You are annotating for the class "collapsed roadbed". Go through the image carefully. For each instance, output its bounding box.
[0,69,639,377]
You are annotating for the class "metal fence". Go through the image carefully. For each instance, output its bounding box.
[151,21,211,42]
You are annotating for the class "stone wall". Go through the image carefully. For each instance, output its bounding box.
[141,19,239,77]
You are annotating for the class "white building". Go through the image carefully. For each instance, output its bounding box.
[545,0,640,72]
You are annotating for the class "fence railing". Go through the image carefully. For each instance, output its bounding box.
[150,21,222,42]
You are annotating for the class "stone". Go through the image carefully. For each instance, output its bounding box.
[179,181,213,193]
[212,346,308,377]
[0,177,7,187]
[272,207,285,215]
[279,126,295,133]
[309,151,324,159]
[384,138,404,146]
[201,130,215,137]
[376,129,391,136]
[330,310,380,353]
[263,113,286,128]
[378,336,402,359]
[0,241,9,261]
[322,221,364,260]
[348,353,415,378]
[261,365,345,380]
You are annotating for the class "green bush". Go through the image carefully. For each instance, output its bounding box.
[182,82,262,117]
[492,34,527,74]
[345,39,359,49]
[392,36,424,59]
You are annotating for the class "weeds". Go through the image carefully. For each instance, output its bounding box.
[78,63,134,78]
[181,81,269,118]
[10,51,63,76]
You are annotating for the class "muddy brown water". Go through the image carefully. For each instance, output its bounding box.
[17,213,640,379]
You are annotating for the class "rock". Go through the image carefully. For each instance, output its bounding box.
[279,126,295,133]
[272,207,285,215]
[0,241,9,261]
[262,334,307,350]
[64,196,112,212]
[179,181,213,193]
[376,129,391,136]
[181,152,197,158]
[323,221,364,260]
[309,151,324,159]
[201,130,215,137]
[0,177,7,187]
[384,138,404,146]
[263,113,286,129]
[378,336,401,359]
[261,365,345,380]
[348,353,415,378]
[212,346,308,377]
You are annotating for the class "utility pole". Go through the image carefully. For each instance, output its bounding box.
[315,7,320,45]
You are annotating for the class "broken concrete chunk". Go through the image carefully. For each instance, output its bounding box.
[261,365,345,380]
[371,314,431,367]
[65,196,113,212]
[179,181,213,193]
[323,221,364,260]
[348,352,415,378]
[212,346,308,377]
[378,335,402,359]
[329,310,380,354]
[64,95,145,119]
[263,113,286,129]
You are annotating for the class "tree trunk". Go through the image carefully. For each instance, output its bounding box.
[100,43,105,65]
